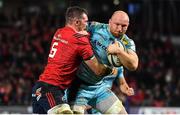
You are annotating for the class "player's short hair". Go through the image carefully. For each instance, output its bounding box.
[65,6,88,24]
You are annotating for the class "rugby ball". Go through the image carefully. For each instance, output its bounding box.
[107,41,125,67]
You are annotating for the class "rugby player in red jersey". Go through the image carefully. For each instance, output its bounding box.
[32,6,117,114]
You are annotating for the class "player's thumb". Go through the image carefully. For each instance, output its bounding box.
[114,40,119,46]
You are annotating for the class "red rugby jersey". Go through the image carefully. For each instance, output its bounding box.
[39,26,94,89]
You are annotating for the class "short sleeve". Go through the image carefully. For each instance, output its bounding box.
[77,36,94,60]
[123,35,136,52]
[117,66,124,78]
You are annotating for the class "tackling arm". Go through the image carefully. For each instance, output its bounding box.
[77,30,118,78]
[84,56,118,77]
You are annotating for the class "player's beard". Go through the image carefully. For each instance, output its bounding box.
[113,32,123,38]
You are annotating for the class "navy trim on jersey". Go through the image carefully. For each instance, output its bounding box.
[73,33,89,39]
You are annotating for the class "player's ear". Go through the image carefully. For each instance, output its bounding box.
[109,19,112,25]
[75,20,80,25]
[73,18,80,26]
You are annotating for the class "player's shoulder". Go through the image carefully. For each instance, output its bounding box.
[58,26,75,34]
[73,31,89,39]
[57,27,88,39]
[122,34,136,51]
[123,34,131,40]
[73,32,90,45]
[88,21,108,30]
[54,27,73,38]
[122,34,135,44]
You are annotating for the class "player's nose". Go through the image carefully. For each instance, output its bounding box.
[117,26,122,33]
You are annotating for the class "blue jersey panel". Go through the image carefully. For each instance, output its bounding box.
[77,22,135,85]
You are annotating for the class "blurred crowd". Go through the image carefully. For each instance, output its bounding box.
[0,3,180,107]
[0,6,60,105]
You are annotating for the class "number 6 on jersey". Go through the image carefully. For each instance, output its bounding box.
[49,42,58,58]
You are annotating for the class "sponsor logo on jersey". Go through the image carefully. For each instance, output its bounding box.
[54,34,68,44]
[121,35,129,45]
[92,40,107,51]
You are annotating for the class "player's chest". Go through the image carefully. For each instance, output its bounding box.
[90,33,113,51]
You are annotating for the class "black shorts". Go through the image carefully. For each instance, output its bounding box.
[32,81,66,114]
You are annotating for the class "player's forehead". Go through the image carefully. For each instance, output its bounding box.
[111,17,129,25]
[111,12,129,24]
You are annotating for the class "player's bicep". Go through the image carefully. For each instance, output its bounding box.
[127,49,139,63]
[78,42,94,60]
[76,35,93,58]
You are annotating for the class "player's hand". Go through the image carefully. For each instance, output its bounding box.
[111,67,118,76]
[107,40,123,54]
[125,87,134,96]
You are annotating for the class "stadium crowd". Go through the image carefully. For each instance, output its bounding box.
[0,2,180,108]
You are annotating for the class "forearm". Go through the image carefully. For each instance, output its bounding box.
[119,78,129,93]
[96,64,114,77]
[119,77,134,96]
[116,49,138,71]
[120,82,129,93]
[85,57,114,77]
